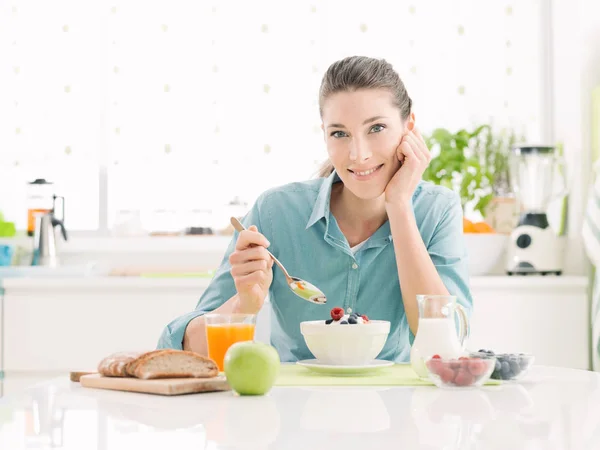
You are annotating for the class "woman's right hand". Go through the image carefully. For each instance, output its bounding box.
[228,225,274,313]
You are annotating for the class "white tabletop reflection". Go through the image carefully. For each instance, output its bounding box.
[1,366,600,449]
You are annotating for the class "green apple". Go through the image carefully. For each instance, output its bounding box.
[223,341,280,395]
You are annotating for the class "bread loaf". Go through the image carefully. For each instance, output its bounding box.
[125,349,219,380]
[97,351,144,377]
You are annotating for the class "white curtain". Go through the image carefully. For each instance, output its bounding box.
[0,0,545,232]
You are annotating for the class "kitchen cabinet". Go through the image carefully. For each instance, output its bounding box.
[467,276,590,370]
[3,281,202,371]
[0,275,590,372]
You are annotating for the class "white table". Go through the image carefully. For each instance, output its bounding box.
[1,366,599,449]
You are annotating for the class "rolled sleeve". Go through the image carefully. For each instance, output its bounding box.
[427,193,473,315]
[156,194,269,349]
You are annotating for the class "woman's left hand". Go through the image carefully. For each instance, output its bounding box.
[384,124,432,206]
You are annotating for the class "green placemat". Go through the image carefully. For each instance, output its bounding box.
[140,272,215,278]
[275,363,501,387]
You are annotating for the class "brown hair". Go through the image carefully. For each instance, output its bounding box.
[316,56,412,177]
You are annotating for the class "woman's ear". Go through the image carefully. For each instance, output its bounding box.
[407,113,416,131]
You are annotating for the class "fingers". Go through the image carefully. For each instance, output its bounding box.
[234,271,268,289]
[400,128,431,163]
[229,245,271,266]
[399,138,420,168]
[235,226,270,251]
[230,259,269,277]
[229,229,273,290]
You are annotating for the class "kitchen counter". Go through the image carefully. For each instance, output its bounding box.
[0,365,599,449]
[0,274,591,372]
[0,274,589,292]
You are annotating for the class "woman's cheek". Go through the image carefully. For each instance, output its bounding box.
[373,133,401,160]
[327,139,346,160]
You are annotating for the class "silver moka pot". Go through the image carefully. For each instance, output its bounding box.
[32,212,68,267]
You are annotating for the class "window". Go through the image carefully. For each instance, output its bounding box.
[0,0,547,233]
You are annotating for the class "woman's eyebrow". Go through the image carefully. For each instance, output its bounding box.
[326,115,388,129]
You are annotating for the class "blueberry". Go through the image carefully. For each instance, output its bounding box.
[518,355,530,369]
[495,360,502,372]
[491,372,501,380]
[509,360,521,375]
[340,320,348,325]
[325,319,333,324]
[348,316,358,324]
[501,361,512,378]
[478,349,488,353]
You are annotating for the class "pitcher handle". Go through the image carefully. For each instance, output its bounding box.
[455,304,470,347]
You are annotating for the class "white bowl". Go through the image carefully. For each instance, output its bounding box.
[300,320,391,365]
[464,233,509,276]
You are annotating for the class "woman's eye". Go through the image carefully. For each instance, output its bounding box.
[370,124,386,133]
[330,130,347,138]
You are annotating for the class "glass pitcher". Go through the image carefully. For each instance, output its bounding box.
[410,295,470,378]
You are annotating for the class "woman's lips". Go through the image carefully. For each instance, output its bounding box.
[348,164,384,181]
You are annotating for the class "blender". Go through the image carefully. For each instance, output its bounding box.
[505,146,567,275]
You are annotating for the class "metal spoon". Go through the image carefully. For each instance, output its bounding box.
[230,217,327,305]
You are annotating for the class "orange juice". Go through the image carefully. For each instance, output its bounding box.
[206,323,256,371]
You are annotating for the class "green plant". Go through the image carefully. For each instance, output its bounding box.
[0,210,16,237]
[422,124,522,217]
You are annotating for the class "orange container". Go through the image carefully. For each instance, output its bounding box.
[205,314,256,371]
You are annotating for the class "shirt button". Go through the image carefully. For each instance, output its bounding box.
[352,263,358,269]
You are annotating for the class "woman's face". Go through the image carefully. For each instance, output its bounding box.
[321,88,410,200]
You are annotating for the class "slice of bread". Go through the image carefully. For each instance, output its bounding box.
[125,349,219,380]
[98,351,144,377]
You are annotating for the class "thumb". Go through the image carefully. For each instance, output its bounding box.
[248,225,258,232]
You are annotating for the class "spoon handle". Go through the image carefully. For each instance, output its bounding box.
[229,217,293,283]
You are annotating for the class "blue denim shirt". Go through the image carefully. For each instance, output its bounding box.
[157,171,473,363]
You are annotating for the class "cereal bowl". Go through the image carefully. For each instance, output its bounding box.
[300,319,390,366]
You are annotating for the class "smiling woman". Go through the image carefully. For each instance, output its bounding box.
[158,55,473,366]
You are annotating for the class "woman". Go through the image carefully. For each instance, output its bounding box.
[157,55,472,363]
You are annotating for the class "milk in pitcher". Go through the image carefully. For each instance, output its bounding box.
[410,317,464,378]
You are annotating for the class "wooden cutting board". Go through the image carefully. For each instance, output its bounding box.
[79,374,231,396]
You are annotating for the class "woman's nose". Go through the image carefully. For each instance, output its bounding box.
[349,138,372,162]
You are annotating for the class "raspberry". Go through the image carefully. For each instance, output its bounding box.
[454,369,474,386]
[361,314,369,322]
[426,359,444,375]
[450,361,462,370]
[468,359,488,376]
[439,367,456,384]
[330,307,344,321]
[431,354,441,359]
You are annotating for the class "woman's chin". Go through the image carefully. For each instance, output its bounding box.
[343,180,387,201]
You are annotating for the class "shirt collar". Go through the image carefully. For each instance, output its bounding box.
[306,170,339,229]
[304,170,393,245]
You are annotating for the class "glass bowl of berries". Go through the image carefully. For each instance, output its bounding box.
[476,349,535,381]
[300,306,391,365]
[425,353,497,389]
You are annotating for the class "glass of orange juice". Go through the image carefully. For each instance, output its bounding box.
[205,313,257,371]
